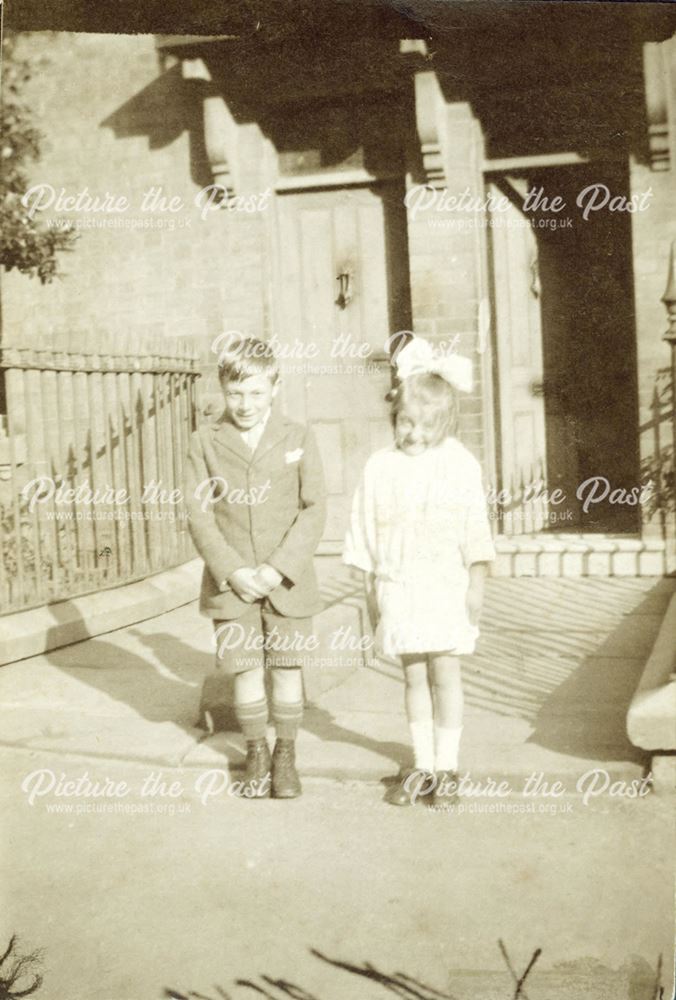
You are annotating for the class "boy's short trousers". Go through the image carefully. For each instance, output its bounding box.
[213,599,315,675]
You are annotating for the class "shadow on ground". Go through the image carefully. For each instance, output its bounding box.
[465,578,672,766]
[24,576,671,773]
[162,945,665,1000]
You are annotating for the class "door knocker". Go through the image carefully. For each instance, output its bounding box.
[336,267,354,309]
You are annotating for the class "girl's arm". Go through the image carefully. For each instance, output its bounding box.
[364,571,380,631]
[460,453,495,627]
[467,561,489,625]
[459,449,496,568]
[343,466,379,632]
[343,466,376,575]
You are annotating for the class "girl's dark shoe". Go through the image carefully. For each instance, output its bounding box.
[271,739,302,798]
[241,738,272,798]
[431,769,460,808]
[384,768,435,806]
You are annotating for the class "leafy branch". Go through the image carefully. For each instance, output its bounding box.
[0,33,77,283]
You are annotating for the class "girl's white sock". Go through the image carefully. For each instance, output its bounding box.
[435,725,463,771]
[409,720,435,772]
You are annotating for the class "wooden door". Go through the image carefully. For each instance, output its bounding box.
[489,178,548,534]
[273,182,410,546]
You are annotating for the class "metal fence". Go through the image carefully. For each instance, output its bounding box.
[0,333,200,615]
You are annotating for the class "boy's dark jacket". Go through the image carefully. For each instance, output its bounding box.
[183,406,326,620]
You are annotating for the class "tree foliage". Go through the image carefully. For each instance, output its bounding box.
[1,33,77,283]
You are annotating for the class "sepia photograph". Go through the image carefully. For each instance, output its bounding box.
[0,1,675,997]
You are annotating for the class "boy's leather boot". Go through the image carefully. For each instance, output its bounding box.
[271,739,302,798]
[241,738,272,798]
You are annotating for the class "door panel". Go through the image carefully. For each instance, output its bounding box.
[536,164,640,533]
[489,164,640,535]
[274,183,408,544]
[489,178,548,534]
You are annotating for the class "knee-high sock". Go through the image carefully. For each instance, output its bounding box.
[271,699,303,741]
[435,725,463,770]
[235,697,268,741]
[409,720,435,771]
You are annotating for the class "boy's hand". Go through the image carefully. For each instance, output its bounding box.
[227,567,269,603]
[254,563,283,594]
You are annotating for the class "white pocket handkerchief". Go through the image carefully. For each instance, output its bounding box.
[285,448,304,464]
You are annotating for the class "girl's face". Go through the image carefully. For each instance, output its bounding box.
[394,404,440,456]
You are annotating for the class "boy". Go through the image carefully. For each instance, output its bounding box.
[183,336,326,798]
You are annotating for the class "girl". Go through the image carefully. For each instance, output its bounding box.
[344,336,495,807]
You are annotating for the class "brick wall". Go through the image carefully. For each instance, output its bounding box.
[405,103,493,474]
[1,32,268,373]
[5,29,674,555]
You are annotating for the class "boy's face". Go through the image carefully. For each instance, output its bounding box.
[221,373,278,430]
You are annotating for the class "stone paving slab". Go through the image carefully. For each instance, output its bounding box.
[2,749,672,1000]
[0,577,672,785]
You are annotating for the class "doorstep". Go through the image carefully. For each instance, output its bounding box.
[492,534,670,578]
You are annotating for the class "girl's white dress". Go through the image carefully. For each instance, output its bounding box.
[343,437,496,657]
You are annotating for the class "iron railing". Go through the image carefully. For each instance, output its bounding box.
[0,332,200,614]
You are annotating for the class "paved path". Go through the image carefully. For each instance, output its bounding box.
[1,577,672,782]
[1,577,674,999]
[1,750,672,1000]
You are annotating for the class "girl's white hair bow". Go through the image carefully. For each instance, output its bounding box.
[393,336,473,393]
